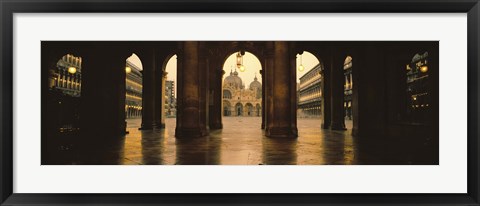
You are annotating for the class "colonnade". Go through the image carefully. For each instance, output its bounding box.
[42,41,439,142]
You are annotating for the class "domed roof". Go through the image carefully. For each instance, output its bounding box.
[249,74,261,90]
[223,69,243,89]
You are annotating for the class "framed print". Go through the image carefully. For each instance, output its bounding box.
[1,0,479,205]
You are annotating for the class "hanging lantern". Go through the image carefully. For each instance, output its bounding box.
[68,66,77,74]
[236,52,242,68]
[125,66,132,73]
[298,54,305,72]
[236,51,245,72]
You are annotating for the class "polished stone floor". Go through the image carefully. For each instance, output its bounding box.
[120,117,356,165]
[43,117,437,165]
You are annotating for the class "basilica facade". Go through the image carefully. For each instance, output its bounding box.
[222,69,262,117]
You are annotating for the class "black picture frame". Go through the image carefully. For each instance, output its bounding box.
[1,0,479,205]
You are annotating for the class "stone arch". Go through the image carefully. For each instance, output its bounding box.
[255,103,261,117]
[223,100,232,116]
[216,42,265,128]
[235,102,243,116]
[295,50,323,122]
[245,103,254,116]
[218,42,266,70]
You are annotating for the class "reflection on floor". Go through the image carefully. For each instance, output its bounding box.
[43,117,437,165]
[123,117,356,165]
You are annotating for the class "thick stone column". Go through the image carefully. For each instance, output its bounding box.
[265,41,298,138]
[260,69,265,129]
[80,45,128,137]
[289,47,298,134]
[199,42,209,134]
[153,68,162,129]
[175,41,208,137]
[139,49,156,130]
[264,42,274,134]
[321,57,331,129]
[209,65,224,130]
[353,44,387,137]
[329,53,347,130]
[159,71,167,128]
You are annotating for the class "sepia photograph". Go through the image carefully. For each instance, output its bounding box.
[41,41,439,165]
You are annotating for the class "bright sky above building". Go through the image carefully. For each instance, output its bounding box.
[296,51,320,83]
[126,53,143,71]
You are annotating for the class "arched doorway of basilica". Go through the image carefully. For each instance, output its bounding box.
[223,100,232,116]
[255,103,261,117]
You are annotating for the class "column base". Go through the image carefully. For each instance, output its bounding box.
[265,126,298,138]
[175,127,208,138]
[352,127,359,137]
[155,123,165,129]
[330,122,346,131]
[321,123,330,129]
[210,122,223,130]
[138,123,155,130]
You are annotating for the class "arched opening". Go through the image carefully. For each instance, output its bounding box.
[223,100,232,116]
[295,51,321,132]
[343,55,353,130]
[50,54,83,133]
[125,54,143,119]
[235,102,243,116]
[125,53,143,131]
[164,54,178,128]
[222,51,263,126]
[245,103,254,116]
[44,53,83,163]
[406,51,429,124]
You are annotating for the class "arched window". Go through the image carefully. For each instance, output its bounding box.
[223,90,232,99]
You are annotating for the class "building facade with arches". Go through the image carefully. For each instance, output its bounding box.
[298,63,322,118]
[50,54,82,97]
[125,60,143,119]
[222,69,262,117]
